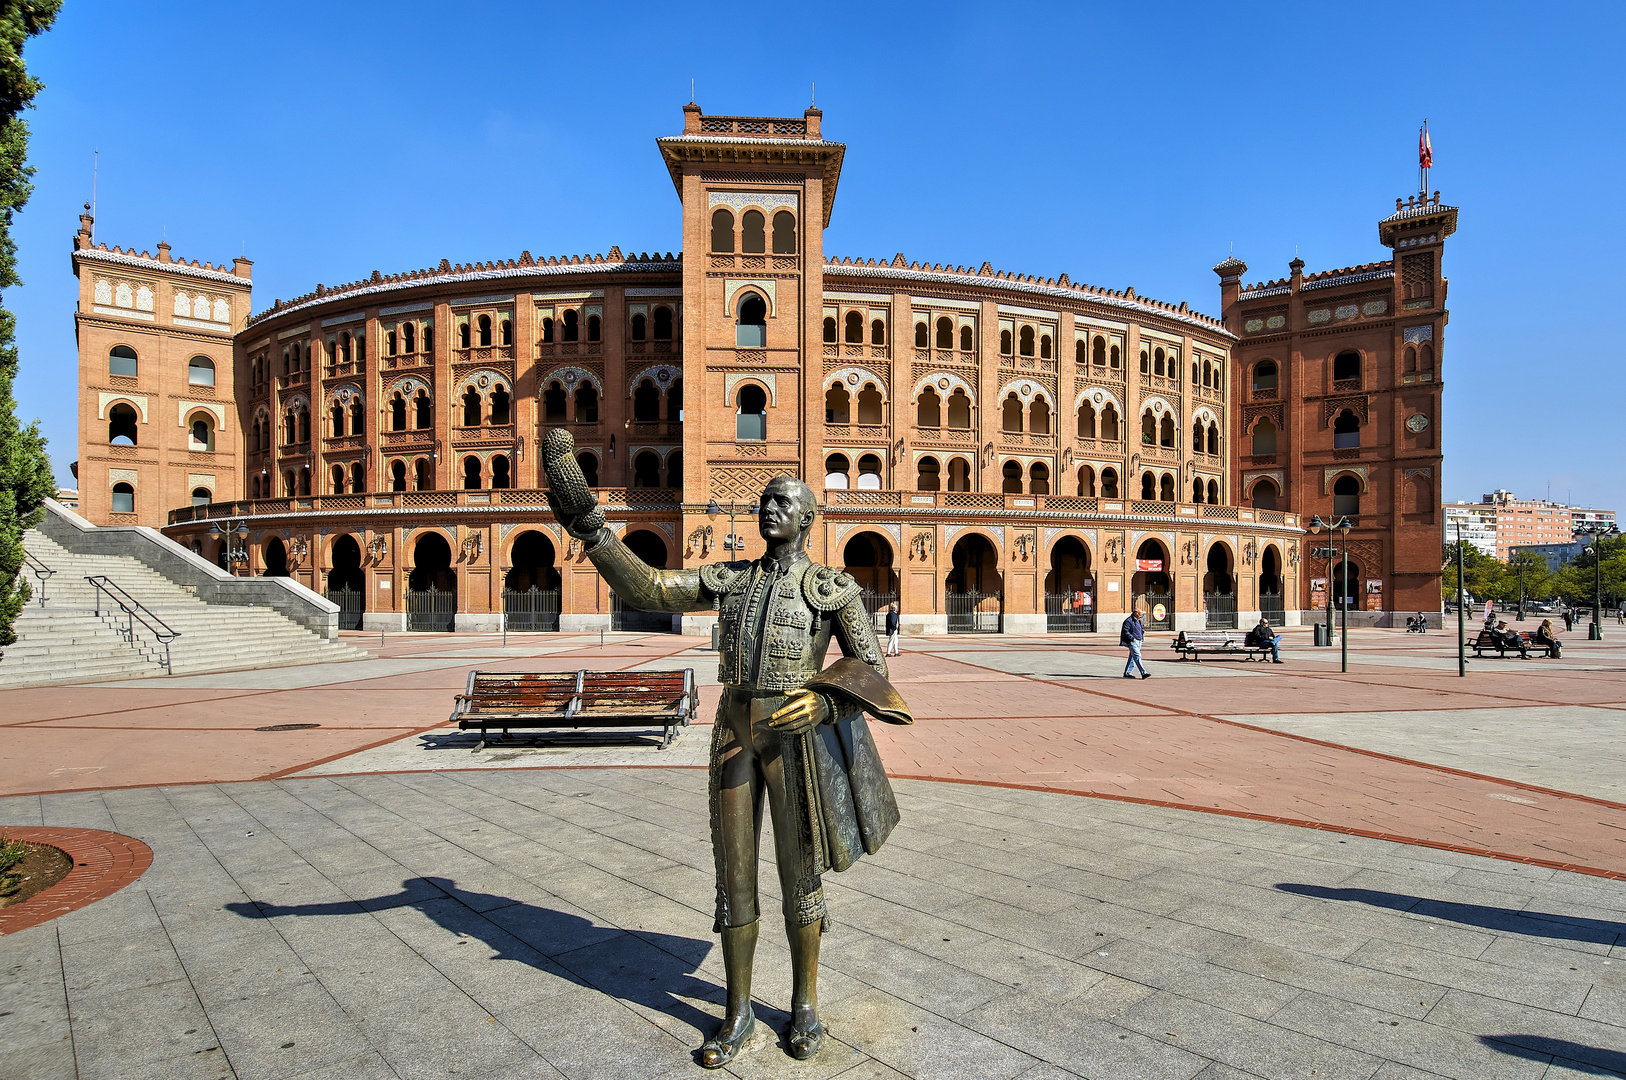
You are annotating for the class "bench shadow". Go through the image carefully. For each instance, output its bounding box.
[1275,884,1625,947]
[1478,1034,1626,1077]
[417,731,668,752]
[225,876,723,1045]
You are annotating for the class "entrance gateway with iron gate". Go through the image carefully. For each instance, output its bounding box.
[946,591,1002,633]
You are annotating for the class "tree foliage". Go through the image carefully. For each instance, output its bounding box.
[0,0,60,649]
[1441,536,1626,610]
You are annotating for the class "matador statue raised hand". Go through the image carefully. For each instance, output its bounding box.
[542,429,912,1067]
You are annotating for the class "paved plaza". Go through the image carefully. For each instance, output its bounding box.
[2,624,1625,1079]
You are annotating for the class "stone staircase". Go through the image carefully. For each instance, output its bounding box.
[1,530,370,688]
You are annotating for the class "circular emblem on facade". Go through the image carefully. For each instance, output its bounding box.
[1152,603,1167,623]
[1020,384,1031,396]
[1093,391,1103,404]
[937,377,949,389]
[847,372,859,385]
[478,375,490,388]
[1406,414,1429,432]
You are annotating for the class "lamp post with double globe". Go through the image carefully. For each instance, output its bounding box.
[1308,515,1353,673]
[1573,522,1619,641]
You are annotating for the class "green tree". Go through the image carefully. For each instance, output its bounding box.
[0,0,61,650]
[1441,540,1506,606]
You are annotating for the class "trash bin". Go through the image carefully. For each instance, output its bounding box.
[710,623,721,651]
[1313,622,1330,647]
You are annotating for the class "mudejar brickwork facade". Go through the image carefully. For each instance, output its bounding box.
[70,103,1449,633]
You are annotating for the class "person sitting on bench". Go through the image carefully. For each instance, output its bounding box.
[1245,617,1284,664]
[1494,620,1530,659]
[1532,618,1561,658]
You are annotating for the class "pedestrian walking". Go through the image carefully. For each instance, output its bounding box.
[884,603,901,657]
[1564,607,1576,633]
[1121,607,1150,679]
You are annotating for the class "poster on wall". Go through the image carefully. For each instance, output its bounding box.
[1136,559,1163,572]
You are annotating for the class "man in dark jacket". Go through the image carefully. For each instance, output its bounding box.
[1246,616,1284,663]
[1121,607,1149,679]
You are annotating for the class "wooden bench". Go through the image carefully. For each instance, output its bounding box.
[451,669,697,749]
[1171,630,1271,661]
[1470,629,1556,658]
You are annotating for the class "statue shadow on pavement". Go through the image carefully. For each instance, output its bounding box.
[1276,883,1624,947]
[1476,1035,1626,1076]
[226,876,729,1044]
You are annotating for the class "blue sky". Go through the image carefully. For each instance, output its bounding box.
[10,1,1624,513]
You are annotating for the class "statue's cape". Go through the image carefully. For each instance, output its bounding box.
[801,657,913,873]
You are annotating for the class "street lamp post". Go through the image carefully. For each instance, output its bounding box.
[1516,559,1526,624]
[1573,522,1619,641]
[1453,521,1467,677]
[1308,515,1353,673]
[209,518,252,574]
[706,498,759,554]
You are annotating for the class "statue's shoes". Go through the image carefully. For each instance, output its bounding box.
[700,1012,756,1069]
[788,1017,825,1060]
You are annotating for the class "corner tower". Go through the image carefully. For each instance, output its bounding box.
[656,103,844,523]
[71,207,252,526]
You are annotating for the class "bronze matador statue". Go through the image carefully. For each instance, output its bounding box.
[542,430,911,1067]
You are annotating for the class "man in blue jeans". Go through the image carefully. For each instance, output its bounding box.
[1247,616,1284,663]
[1121,607,1150,679]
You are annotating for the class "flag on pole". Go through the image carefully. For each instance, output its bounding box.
[1419,124,1433,170]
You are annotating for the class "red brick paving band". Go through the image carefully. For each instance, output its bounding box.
[0,828,153,936]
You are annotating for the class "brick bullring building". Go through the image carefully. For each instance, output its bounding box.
[72,103,1448,633]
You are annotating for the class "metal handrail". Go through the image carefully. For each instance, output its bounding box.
[21,550,54,606]
[86,575,181,673]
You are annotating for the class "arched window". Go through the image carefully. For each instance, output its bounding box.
[824,453,850,489]
[959,325,974,351]
[916,456,940,491]
[111,481,135,514]
[1191,361,1199,384]
[917,388,941,428]
[711,208,734,252]
[913,322,928,348]
[634,379,661,422]
[188,416,214,451]
[187,356,215,386]
[1154,347,1166,376]
[947,388,972,429]
[458,321,471,349]
[871,319,886,346]
[1193,477,1205,503]
[351,461,366,493]
[1333,475,1361,518]
[1253,360,1277,391]
[668,378,683,421]
[574,382,599,423]
[1075,339,1086,364]
[1141,471,1157,499]
[736,384,767,440]
[825,384,850,424]
[108,403,138,445]
[540,317,554,343]
[1002,460,1023,493]
[391,459,407,492]
[283,470,295,497]
[1019,326,1035,356]
[653,306,673,339]
[298,466,311,496]
[403,322,417,352]
[741,209,765,254]
[1207,423,1219,456]
[1250,478,1279,510]
[1141,409,1156,445]
[856,454,883,490]
[1252,418,1277,455]
[109,345,138,378]
[1403,345,1417,374]
[1207,479,1219,504]
[1420,343,1434,371]
[1093,337,1106,367]
[771,211,796,254]
[1077,465,1096,497]
[1029,462,1049,495]
[947,457,972,492]
[296,408,310,444]
[415,457,432,491]
[1000,329,1013,355]
[1101,404,1120,442]
[1160,473,1176,502]
[1109,344,1121,369]
[666,451,683,490]
[935,317,953,349]
[1029,397,1050,435]
[1193,420,1205,450]
[489,387,511,426]
[1332,350,1360,382]
[587,315,601,342]
[736,293,767,347]
[499,319,512,346]
[1140,350,1151,375]
[1078,401,1097,439]
[463,456,482,490]
[631,312,646,340]
[1100,468,1119,498]
[331,464,346,494]
[1408,474,1432,514]
[1332,409,1361,449]
[330,400,346,437]
[340,332,353,364]
[1039,334,1052,360]
[1002,393,1024,433]
[844,310,864,343]
[414,390,432,429]
[562,309,579,342]
[828,317,841,344]
[462,387,483,427]
[543,381,567,422]
[386,328,398,356]
[632,450,661,488]
[856,383,883,425]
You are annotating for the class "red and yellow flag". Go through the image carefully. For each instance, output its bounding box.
[1419,124,1433,170]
